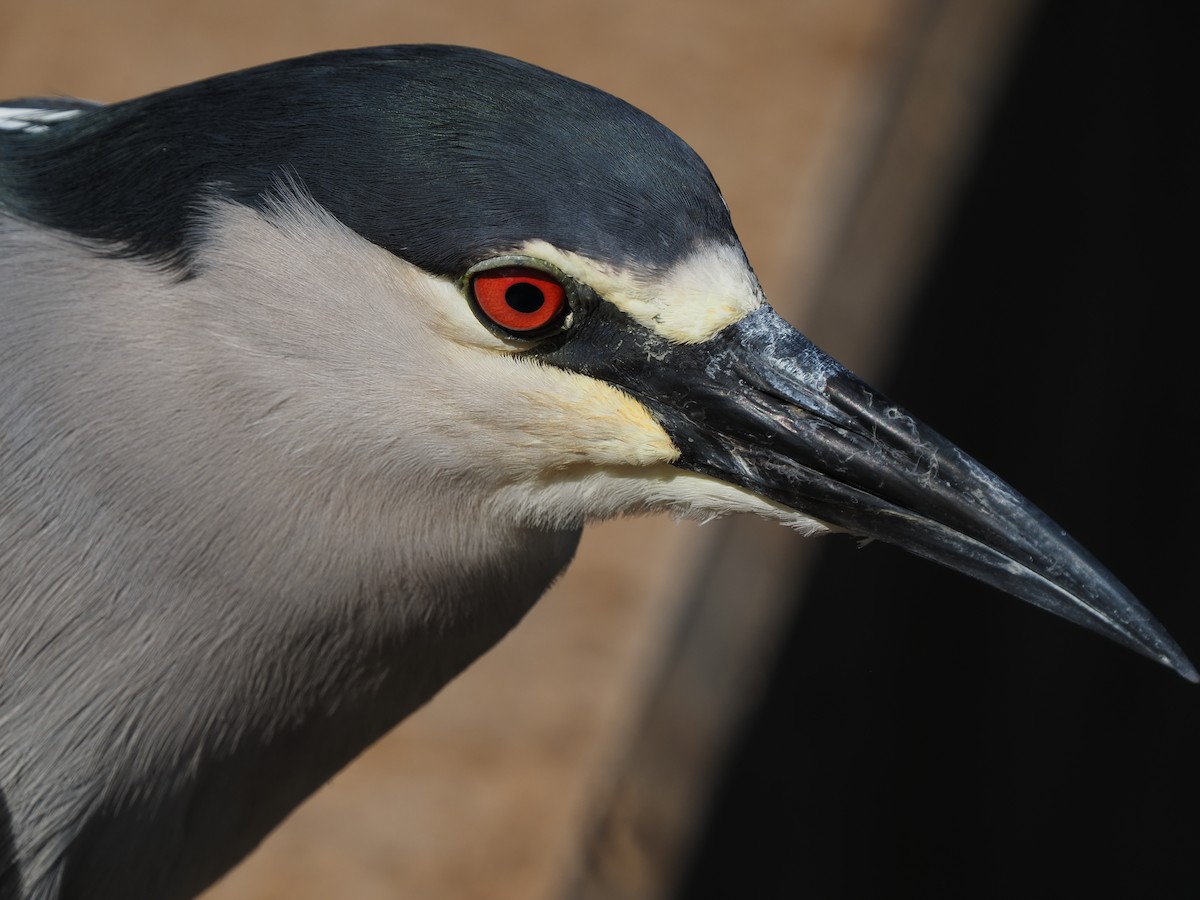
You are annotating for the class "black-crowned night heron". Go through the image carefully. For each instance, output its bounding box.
[0,45,1193,899]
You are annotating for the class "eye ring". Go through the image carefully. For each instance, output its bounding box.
[463,258,575,339]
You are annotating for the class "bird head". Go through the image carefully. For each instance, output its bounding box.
[3,44,1193,679]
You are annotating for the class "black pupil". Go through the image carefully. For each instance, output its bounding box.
[505,282,545,314]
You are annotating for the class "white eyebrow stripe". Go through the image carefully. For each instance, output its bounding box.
[515,239,764,344]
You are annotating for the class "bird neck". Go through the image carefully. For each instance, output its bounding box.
[0,214,582,897]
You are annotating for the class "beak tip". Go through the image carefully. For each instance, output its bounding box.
[1171,655,1200,684]
[1150,638,1199,682]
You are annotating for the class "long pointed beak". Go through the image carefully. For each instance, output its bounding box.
[540,304,1196,680]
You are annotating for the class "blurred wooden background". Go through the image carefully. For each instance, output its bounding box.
[0,1,1029,897]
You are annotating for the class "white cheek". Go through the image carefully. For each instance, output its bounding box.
[417,276,528,354]
[189,196,792,533]
[490,464,833,535]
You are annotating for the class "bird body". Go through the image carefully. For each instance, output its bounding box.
[1,46,1192,898]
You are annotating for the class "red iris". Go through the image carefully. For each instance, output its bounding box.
[470,267,568,335]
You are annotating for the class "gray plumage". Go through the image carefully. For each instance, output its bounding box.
[0,200,580,897]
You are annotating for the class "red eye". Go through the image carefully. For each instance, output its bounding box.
[470,267,568,335]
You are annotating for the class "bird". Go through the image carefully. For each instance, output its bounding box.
[0,44,1193,900]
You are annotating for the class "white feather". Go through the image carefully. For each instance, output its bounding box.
[0,106,84,134]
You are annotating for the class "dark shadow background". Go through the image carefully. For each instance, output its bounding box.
[678,2,1198,898]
